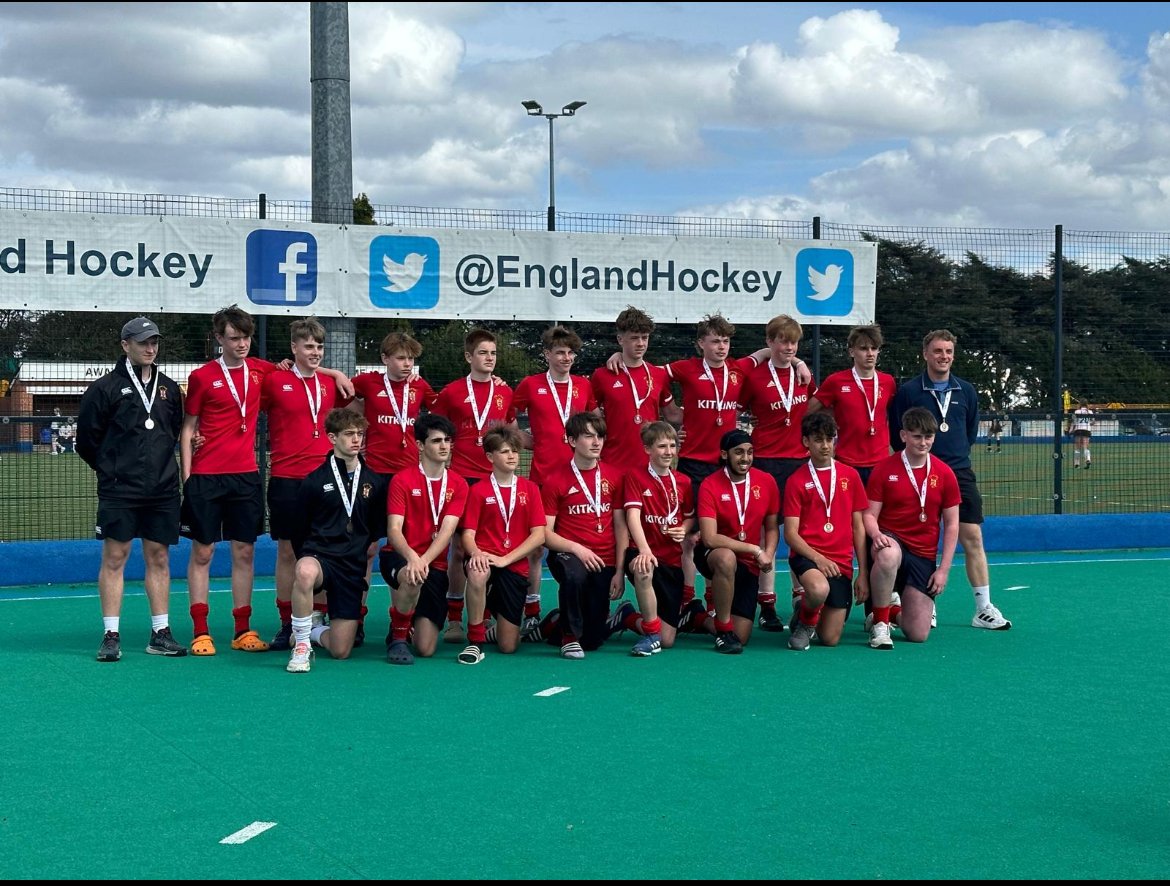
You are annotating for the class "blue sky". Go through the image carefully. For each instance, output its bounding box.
[2,2,1170,229]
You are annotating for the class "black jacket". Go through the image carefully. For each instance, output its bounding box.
[76,359,183,502]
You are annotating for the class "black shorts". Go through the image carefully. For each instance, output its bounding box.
[96,497,180,546]
[694,543,758,620]
[267,476,302,541]
[889,540,938,599]
[788,555,854,610]
[314,555,369,621]
[1073,430,1091,439]
[753,457,805,498]
[676,457,720,494]
[623,560,684,628]
[378,548,450,628]
[181,472,264,544]
[952,467,984,525]
[485,566,527,627]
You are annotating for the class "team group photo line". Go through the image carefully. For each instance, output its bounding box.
[77,304,1018,672]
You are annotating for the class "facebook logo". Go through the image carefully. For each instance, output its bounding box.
[795,248,854,317]
[369,235,440,309]
[245,230,317,307]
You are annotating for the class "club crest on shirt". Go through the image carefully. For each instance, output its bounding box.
[495,395,505,409]
[752,485,761,499]
[518,492,529,505]
[159,387,168,400]
[929,475,939,488]
[445,490,456,502]
[362,482,373,499]
[601,478,612,495]
[730,372,739,385]
[840,478,849,491]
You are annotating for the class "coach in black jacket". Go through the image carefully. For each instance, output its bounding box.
[76,316,188,663]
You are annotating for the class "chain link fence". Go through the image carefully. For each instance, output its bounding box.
[2,187,1168,540]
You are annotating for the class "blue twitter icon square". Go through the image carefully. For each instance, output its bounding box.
[369,235,440,309]
[795,248,854,317]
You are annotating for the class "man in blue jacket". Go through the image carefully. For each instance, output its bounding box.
[76,317,189,662]
[888,329,1011,631]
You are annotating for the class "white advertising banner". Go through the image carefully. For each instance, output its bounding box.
[0,209,876,324]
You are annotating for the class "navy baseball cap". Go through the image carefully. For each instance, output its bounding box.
[121,317,161,342]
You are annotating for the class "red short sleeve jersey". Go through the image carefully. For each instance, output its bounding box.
[866,453,960,560]
[814,369,897,468]
[740,361,818,459]
[185,357,276,475]
[261,369,353,480]
[782,460,869,577]
[541,461,625,566]
[622,466,695,568]
[509,373,596,485]
[462,476,545,576]
[590,363,674,472]
[666,357,755,462]
[386,465,469,568]
[432,377,513,480]
[351,371,437,474]
[697,467,780,575]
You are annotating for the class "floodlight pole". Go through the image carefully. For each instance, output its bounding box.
[523,100,587,231]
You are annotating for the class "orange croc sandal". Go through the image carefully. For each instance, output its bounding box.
[191,634,217,656]
[230,629,270,652]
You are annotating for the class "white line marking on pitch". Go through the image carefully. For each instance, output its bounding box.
[220,822,277,844]
[534,686,570,697]
[1003,585,1030,590]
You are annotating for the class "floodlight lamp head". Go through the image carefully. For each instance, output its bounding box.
[522,100,543,116]
[562,100,587,115]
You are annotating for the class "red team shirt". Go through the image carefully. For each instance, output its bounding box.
[185,357,276,475]
[666,357,755,462]
[590,363,674,472]
[508,373,597,485]
[351,371,437,474]
[541,461,625,567]
[432,377,513,480]
[740,361,818,459]
[697,467,780,575]
[386,465,470,570]
[865,453,961,560]
[463,477,545,577]
[261,369,352,480]
[782,460,869,577]
[622,466,695,568]
[814,369,897,468]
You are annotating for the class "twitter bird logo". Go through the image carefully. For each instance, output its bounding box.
[383,252,427,292]
[369,235,440,309]
[796,248,854,317]
[806,264,842,301]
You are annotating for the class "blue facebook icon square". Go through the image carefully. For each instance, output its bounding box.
[795,248,854,317]
[246,230,318,307]
[369,235,440,309]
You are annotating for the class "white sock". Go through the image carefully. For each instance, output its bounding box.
[103,616,120,633]
[1085,449,1091,463]
[972,585,991,610]
[150,614,168,632]
[310,624,329,646]
[292,615,312,646]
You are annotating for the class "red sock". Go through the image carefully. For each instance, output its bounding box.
[390,606,413,642]
[704,591,715,615]
[692,611,710,631]
[276,598,293,627]
[524,600,541,617]
[360,605,369,624]
[623,610,642,633]
[468,621,487,643]
[562,632,578,644]
[758,590,777,607]
[799,602,823,627]
[681,584,695,607]
[447,597,464,623]
[715,618,734,633]
[642,617,662,634]
[889,603,902,624]
[190,602,210,637]
[484,607,493,622]
[874,606,891,625]
[231,605,251,636]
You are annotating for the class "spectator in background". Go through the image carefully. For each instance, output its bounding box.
[1070,400,1093,469]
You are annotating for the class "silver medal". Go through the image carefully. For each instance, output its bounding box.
[144,418,155,429]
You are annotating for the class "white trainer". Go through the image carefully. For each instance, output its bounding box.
[286,641,313,673]
[972,604,1011,630]
[869,621,894,650]
[863,612,874,633]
